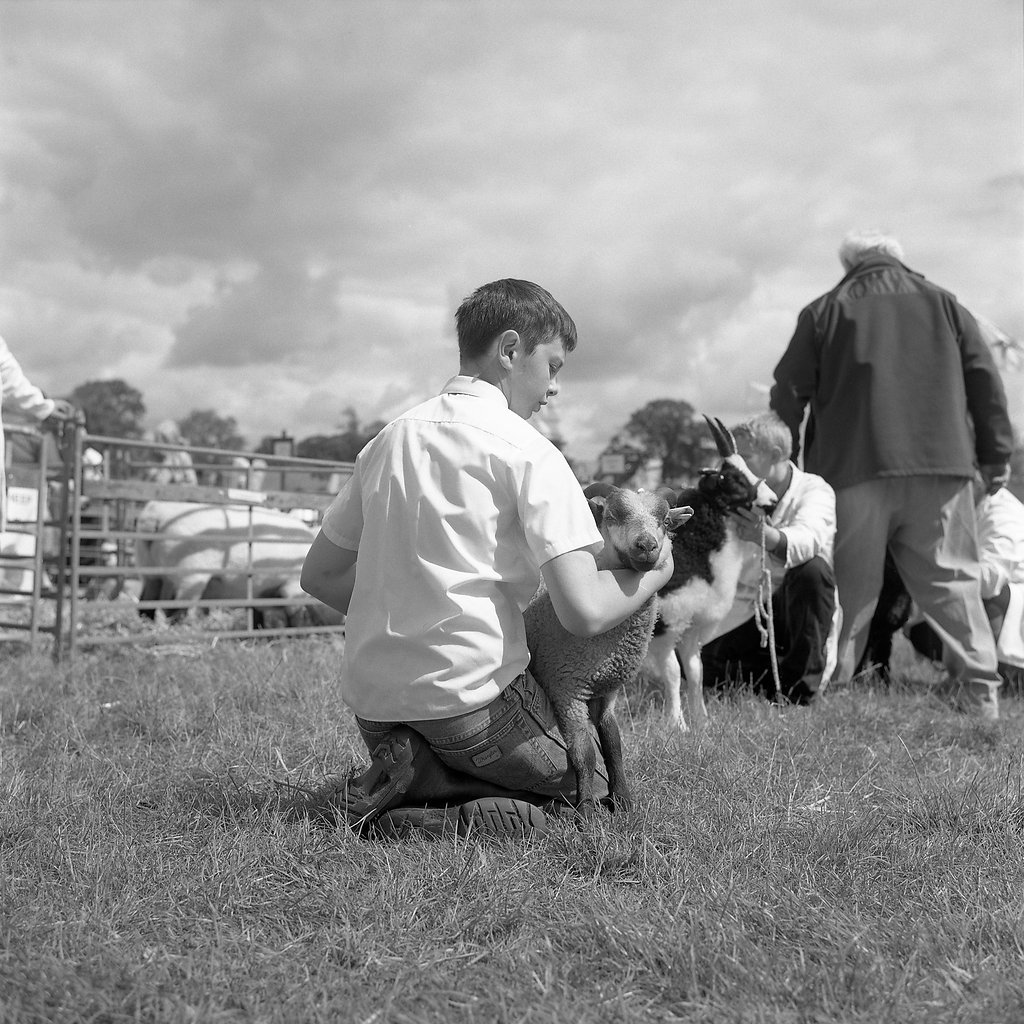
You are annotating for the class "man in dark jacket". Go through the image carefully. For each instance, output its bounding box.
[770,230,1014,720]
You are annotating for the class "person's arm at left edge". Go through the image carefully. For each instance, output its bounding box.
[301,530,358,615]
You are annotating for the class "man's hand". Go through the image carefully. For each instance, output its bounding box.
[43,399,79,431]
[979,462,1010,495]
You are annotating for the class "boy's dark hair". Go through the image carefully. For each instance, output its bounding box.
[455,279,578,361]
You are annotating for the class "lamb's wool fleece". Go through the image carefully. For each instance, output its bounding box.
[523,593,658,718]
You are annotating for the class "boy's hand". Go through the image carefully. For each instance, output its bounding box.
[730,507,764,544]
[655,532,675,572]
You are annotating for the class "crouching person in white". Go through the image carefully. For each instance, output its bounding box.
[699,413,840,705]
[905,477,1024,690]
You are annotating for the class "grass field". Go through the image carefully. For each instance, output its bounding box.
[2,632,1023,1024]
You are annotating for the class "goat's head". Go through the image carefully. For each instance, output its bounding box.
[699,415,777,513]
[583,483,692,572]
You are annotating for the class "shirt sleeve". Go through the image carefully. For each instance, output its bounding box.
[769,307,817,459]
[319,466,364,551]
[777,472,836,570]
[0,335,54,422]
[953,304,1014,467]
[976,492,1024,600]
[518,441,602,566]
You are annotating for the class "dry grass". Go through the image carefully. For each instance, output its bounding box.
[2,634,1023,1023]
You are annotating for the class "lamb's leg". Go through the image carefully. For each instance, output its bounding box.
[559,701,599,817]
[594,692,631,812]
[648,631,686,731]
[677,633,709,732]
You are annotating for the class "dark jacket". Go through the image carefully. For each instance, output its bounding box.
[770,255,1013,491]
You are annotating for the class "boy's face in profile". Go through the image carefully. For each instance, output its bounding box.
[508,335,566,420]
[734,440,777,481]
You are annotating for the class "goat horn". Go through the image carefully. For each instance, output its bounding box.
[715,417,739,454]
[703,414,735,457]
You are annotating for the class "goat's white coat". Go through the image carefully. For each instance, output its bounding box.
[647,443,777,732]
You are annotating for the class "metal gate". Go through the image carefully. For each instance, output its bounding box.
[2,420,353,660]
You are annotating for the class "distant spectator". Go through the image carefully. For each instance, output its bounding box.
[905,478,1024,688]
[0,333,76,531]
[82,447,104,482]
[145,420,198,486]
[770,229,1014,720]
[222,454,266,491]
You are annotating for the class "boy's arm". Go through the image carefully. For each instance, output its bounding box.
[300,530,359,614]
[540,538,674,638]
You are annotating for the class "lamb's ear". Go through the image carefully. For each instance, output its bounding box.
[583,481,617,501]
[666,505,694,531]
[587,495,608,528]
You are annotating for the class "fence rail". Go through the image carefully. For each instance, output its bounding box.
[1,421,353,660]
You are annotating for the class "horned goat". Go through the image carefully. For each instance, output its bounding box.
[523,483,691,816]
[646,416,777,732]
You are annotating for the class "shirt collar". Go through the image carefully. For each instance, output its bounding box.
[441,375,509,407]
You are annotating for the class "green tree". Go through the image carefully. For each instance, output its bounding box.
[619,399,704,483]
[178,409,246,452]
[69,379,146,438]
[284,410,386,463]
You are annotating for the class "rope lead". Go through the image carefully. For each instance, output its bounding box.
[753,525,783,700]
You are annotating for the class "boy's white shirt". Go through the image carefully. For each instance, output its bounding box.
[712,462,837,640]
[320,375,602,721]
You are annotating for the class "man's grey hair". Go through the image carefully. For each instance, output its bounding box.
[838,230,905,271]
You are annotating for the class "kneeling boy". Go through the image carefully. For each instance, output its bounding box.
[300,279,674,839]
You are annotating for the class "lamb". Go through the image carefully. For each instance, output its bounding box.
[646,416,778,732]
[523,483,692,816]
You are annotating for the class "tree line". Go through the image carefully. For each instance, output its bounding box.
[70,377,718,482]
[65,377,1024,490]
[68,379,385,463]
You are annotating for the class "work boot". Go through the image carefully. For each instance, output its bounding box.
[299,729,418,832]
[372,798,548,841]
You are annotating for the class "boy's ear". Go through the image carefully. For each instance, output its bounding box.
[497,330,520,369]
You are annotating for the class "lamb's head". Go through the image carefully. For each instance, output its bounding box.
[583,483,692,572]
[699,415,777,514]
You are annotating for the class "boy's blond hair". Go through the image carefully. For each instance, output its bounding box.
[732,412,793,461]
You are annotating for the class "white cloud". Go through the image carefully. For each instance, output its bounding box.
[0,0,1020,459]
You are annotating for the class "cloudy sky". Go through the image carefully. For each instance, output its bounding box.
[1,0,1021,465]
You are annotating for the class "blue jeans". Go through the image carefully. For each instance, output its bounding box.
[356,670,609,804]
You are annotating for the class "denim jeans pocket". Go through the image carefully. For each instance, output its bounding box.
[420,692,565,792]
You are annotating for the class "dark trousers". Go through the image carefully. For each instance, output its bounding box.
[701,556,836,703]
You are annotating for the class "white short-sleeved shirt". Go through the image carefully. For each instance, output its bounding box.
[320,375,603,721]
[714,463,837,637]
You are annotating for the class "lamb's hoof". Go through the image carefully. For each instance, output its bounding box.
[666,710,689,732]
[608,792,633,814]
